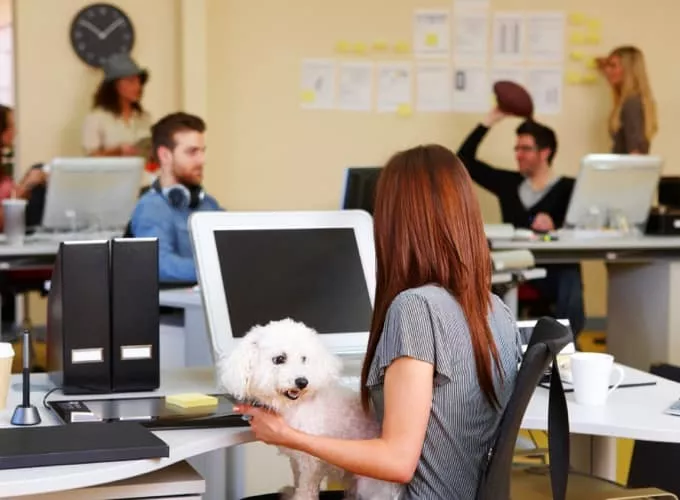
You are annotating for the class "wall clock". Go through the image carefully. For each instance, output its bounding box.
[70,3,135,68]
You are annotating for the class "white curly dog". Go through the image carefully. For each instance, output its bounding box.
[220,318,403,500]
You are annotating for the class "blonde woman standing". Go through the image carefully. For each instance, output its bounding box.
[599,46,658,154]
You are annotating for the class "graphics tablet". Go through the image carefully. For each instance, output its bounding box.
[48,394,250,429]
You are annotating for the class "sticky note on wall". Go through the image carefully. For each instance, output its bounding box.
[335,41,351,53]
[301,90,316,103]
[570,51,585,61]
[584,33,601,44]
[569,33,585,44]
[566,71,582,85]
[425,33,439,47]
[394,41,410,54]
[352,42,368,54]
[581,73,598,84]
[568,12,586,25]
[396,104,413,117]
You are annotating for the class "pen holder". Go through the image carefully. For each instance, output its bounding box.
[10,330,41,426]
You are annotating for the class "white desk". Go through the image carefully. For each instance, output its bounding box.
[1,364,678,498]
[491,235,680,370]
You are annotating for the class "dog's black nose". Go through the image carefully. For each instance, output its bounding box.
[295,377,308,389]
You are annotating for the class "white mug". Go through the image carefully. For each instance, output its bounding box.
[570,352,624,406]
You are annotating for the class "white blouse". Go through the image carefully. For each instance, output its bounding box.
[81,108,152,154]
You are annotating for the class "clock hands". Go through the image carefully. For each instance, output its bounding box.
[77,19,104,38]
[78,18,125,40]
[100,18,125,39]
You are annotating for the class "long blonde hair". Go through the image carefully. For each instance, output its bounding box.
[608,46,658,142]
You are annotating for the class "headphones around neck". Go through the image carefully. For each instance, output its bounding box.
[152,179,205,210]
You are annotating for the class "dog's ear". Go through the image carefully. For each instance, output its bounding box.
[218,336,259,400]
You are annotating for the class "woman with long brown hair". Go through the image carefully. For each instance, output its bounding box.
[235,145,521,498]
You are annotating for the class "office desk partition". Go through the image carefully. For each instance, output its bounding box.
[491,235,680,371]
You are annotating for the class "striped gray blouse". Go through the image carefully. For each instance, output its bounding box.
[367,284,521,499]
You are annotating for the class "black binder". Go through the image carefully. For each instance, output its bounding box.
[0,421,168,470]
[110,238,160,392]
[47,241,112,394]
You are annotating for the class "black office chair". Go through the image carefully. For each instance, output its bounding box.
[476,316,572,500]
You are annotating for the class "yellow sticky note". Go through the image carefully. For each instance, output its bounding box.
[394,41,410,54]
[352,42,368,54]
[585,58,598,69]
[166,393,218,409]
[569,33,585,44]
[301,89,316,103]
[584,33,601,44]
[569,50,585,61]
[373,40,388,51]
[396,103,412,117]
[587,18,602,31]
[581,72,598,84]
[566,71,582,85]
[568,12,586,26]
[335,41,351,53]
[425,33,439,47]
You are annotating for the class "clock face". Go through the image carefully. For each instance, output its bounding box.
[70,3,135,68]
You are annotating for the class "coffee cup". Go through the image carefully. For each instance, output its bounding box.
[571,352,624,406]
[2,198,27,246]
[0,342,15,411]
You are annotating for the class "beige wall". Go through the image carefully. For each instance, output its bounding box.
[14,0,182,170]
[12,1,680,320]
[203,0,680,318]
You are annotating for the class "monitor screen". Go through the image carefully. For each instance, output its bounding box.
[213,227,373,338]
[342,167,381,215]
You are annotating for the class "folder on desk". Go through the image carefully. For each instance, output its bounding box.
[0,421,168,470]
[110,238,160,392]
[47,241,112,394]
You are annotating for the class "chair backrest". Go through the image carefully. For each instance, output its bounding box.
[123,185,152,238]
[476,316,572,500]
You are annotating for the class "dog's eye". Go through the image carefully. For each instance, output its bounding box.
[272,354,287,365]
[301,356,307,363]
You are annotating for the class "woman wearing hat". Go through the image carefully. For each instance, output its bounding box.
[82,53,152,157]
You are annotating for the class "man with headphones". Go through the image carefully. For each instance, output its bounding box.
[129,112,222,283]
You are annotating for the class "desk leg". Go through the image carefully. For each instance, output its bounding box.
[503,286,519,319]
[608,261,680,370]
[570,434,617,482]
[226,445,246,500]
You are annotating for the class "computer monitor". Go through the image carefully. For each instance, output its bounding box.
[517,319,574,354]
[189,210,376,365]
[341,167,381,215]
[42,157,144,231]
[565,154,663,229]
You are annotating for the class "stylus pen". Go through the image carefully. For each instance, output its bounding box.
[22,330,30,406]
[558,381,657,394]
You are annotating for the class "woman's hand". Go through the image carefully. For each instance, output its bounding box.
[234,404,298,447]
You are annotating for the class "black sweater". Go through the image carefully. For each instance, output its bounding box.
[457,125,575,229]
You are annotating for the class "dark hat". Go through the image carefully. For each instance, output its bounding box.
[101,53,149,84]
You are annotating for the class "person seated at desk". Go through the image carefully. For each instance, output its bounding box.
[235,144,521,499]
[457,108,585,339]
[82,53,152,158]
[129,112,222,283]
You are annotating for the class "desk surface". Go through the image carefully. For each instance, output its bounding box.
[0,231,122,259]
[491,235,680,252]
[159,287,202,308]
[1,365,678,497]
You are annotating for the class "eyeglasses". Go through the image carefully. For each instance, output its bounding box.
[514,145,537,153]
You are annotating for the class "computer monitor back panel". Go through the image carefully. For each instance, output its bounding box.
[565,154,663,228]
[42,157,144,231]
[190,211,376,367]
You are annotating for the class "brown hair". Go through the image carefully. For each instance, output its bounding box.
[151,112,206,160]
[360,144,503,411]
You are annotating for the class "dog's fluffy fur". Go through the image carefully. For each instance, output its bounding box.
[219,318,402,500]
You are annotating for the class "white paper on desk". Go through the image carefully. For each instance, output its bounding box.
[492,12,525,63]
[299,59,336,110]
[413,9,451,58]
[491,66,526,86]
[526,11,565,63]
[337,61,373,111]
[452,66,489,113]
[376,62,412,113]
[415,61,452,112]
[527,67,563,114]
[453,10,489,63]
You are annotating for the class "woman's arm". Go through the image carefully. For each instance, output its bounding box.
[621,96,649,154]
[239,356,433,484]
